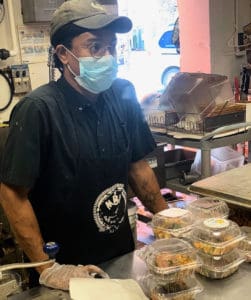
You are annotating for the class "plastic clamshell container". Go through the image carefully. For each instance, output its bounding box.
[187,197,229,220]
[0,271,22,298]
[149,276,203,300]
[190,218,245,255]
[238,226,251,262]
[152,208,194,239]
[197,249,245,279]
[142,238,201,282]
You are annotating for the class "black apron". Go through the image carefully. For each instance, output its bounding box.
[46,85,135,266]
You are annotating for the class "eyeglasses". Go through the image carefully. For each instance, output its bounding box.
[82,41,117,59]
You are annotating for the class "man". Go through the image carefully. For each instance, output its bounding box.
[0,0,167,291]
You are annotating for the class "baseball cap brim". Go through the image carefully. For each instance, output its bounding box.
[73,14,132,33]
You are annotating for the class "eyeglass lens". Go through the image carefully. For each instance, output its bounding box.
[89,41,117,58]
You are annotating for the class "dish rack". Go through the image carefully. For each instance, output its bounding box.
[145,102,246,135]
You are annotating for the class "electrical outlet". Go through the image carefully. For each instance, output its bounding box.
[10,64,31,94]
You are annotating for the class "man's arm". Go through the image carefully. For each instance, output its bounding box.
[0,183,52,274]
[128,160,167,214]
[0,183,109,290]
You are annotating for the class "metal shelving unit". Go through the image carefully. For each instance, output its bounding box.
[152,122,251,193]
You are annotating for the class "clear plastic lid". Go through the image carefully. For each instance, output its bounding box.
[0,271,22,298]
[147,275,203,300]
[239,226,251,261]
[239,226,251,251]
[152,208,194,238]
[190,218,245,255]
[197,250,245,279]
[137,238,200,282]
[187,197,229,219]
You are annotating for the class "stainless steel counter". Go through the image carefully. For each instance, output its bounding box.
[7,221,251,299]
[100,250,251,300]
[9,251,251,299]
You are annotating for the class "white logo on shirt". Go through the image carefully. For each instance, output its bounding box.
[93,183,127,233]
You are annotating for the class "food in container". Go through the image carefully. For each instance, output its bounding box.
[152,208,194,239]
[238,226,251,262]
[190,218,245,255]
[187,197,229,220]
[197,249,245,279]
[149,276,203,300]
[137,238,200,282]
[0,271,22,298]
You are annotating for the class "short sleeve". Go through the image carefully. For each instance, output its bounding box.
[129,97,156,162]
[116,80,156,162]
[1,97,49,188]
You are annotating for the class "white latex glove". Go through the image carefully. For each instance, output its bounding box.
[39,262,109,291]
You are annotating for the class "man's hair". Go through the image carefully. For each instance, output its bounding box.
[52,23,87,72]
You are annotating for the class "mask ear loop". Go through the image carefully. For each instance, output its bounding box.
[62,45,79,61]
[61,45,79,77]
[67,64,78,77]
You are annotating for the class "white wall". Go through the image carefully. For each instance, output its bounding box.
[210,0,251,82]
[0,0,50,122]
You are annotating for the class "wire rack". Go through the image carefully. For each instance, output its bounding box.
[145,106,246,135]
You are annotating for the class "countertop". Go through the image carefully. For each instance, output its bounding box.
[9,248,251,300]
[100,250,251,300]
[8,218,251,299]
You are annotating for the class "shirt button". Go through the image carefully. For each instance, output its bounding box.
[101,148,105,152]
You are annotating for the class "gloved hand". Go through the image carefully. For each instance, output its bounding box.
[39,262,109,291]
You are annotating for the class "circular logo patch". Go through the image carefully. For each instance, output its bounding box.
[93,183,127,233]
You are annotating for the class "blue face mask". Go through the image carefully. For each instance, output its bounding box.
[65,47,118,94]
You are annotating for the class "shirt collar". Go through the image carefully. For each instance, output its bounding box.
[57,76,94,109]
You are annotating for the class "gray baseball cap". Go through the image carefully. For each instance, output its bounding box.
[50,0,132,39]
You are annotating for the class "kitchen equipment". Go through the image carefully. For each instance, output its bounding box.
[127,200,137,246]
[146,72,246,135]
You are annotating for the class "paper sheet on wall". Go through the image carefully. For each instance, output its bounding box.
[18,25,50,64]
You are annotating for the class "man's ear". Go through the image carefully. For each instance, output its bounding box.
[55,45,68,65]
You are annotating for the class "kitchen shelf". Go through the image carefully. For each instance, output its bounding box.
[152,122,251,193]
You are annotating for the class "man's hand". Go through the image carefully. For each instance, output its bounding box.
[39,263,109,290]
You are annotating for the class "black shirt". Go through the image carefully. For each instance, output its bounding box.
[1,77,156,264]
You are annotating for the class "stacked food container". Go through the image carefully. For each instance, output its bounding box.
[238,226,251,262]
[151,208,195,239]
[187,198,246,279]
[186,197,230,220]
[137,238,203,299]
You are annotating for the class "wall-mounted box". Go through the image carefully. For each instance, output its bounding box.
[21,0,65,23]
[10,64,31,94]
